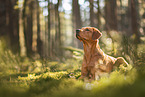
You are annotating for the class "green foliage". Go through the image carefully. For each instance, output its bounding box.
[0,36,145,97]
[1,68,144,97]
[0,55,145,97]
[0,50,21,73]
[0,47,82,75]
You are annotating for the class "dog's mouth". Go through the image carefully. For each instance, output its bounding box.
[76,33,88,41]
[76,34,81,39]
[76,29,81,40]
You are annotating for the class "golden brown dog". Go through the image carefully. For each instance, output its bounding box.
[76,27,129,80]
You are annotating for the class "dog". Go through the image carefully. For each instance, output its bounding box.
[76,27,129,80]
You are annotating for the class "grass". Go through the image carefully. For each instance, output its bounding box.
[0,65,145,97]
[0,36,145,97]
[0,51,145,97]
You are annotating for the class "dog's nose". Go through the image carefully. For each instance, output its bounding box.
[76,29,80,34]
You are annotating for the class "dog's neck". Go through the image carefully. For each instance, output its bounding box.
[83,40,103,65]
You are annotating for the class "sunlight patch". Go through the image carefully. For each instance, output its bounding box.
[84,83,94,90]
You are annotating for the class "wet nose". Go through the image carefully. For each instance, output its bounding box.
[76,29,80,34]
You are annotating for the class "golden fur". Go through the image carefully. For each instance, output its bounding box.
[76,27,128,80]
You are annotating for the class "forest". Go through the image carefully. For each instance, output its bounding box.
[0,0,145,97]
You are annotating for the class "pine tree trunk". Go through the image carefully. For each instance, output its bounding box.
[130,0,140,60]
[55,0,62,57]
[105,0,118,31]
[72,0,83,48]
[6,0,20,53]
[97,0,101,29]
[105,0,118,55]
[89,0,95,27]
[130,0,140,44]
[47,0,51,58]
[23,0,33,57]
[36,0,42,57]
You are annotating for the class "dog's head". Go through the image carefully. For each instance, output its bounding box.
[76,27,102,42]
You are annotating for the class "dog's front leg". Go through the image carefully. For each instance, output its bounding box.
[79,65,88,79]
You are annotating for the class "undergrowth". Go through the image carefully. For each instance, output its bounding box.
[0,67,145,97]
[0,37,145,97]
[0,50,144,97]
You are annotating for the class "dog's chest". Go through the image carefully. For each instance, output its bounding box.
[84,55,105,66]
[83,54,112,72]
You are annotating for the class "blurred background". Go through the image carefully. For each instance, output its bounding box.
[0,0,145,97]
[0,0,144,73]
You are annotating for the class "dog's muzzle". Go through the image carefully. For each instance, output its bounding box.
[76,29,80,39]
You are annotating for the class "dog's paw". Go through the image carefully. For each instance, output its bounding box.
[119,64,132,73]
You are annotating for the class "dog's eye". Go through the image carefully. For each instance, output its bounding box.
[86,29,90,31]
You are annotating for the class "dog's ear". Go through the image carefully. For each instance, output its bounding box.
[92,28,102,40]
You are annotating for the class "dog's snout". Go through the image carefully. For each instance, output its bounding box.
[76,29,80,34]
[76,29,81,39]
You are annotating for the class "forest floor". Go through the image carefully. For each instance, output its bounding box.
[0,41,145,97]
[0,58,145,97]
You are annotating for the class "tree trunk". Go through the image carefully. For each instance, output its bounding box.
[23,0,33,57]
[19,0,26,57]
[97,0,101,29]
[72,0,83,48]
[55,0,62,57]
[105,0,118,31]
[130,0,140,44]
[5,0,20,53]
[89,0,95,27]
[130,0,140,60]
[0,0,7,36]
[36,0,42,57]
[105,0,118,55]
[32,0,38,53]
[47,0,51,58]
